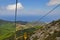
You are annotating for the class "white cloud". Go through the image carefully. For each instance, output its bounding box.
[47,0,60,6]
[6,3,23,10]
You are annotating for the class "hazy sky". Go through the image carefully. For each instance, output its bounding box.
[0,0,60,22]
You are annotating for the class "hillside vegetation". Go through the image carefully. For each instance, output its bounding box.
[0,23,15,40]
[29,19,60,40]
[0,19,60,40]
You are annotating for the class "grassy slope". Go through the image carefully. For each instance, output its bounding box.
[0,23,15,40]
[0,20,45,40]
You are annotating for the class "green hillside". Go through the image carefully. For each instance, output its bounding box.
[0,23,15,40]
[0,19,46,40]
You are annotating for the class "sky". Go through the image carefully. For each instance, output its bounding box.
[0,0,60,22]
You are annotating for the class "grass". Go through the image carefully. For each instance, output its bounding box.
[34,26,43,29]
[0,23,15,40]
[0,22,43,40]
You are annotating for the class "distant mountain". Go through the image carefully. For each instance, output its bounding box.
[0,19,28,25]
[16,21,28,25]
[0,19,46,25]
[0,19,11,25]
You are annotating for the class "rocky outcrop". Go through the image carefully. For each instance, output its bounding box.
[29,19,60,40]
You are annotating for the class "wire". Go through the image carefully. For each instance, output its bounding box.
[36,4,60,23]
[0,0,18,31]
[15,0,18,27]
[15,0,18,40]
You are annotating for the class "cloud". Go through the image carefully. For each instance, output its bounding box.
[0,2,60,17]
[47,0,60,6]
[0,2,23,16]
[6,3,23,10]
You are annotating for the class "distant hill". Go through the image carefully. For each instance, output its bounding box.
[0,19,11,25]
[0,19,28,25]
[16,21,28,25]
[0,19,46,25]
